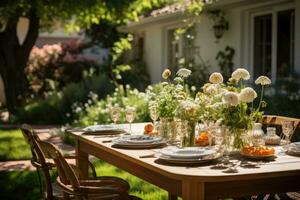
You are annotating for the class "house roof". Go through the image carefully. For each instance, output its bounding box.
[120,0,254,32]
[148,0,193,18]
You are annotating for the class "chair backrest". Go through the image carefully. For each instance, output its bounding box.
[20,124,54,200]
[20,124,47,167]
[262,115,300,127]
[38,141,80,190]
[262,115,300,141]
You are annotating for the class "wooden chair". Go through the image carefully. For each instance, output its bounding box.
[21,124,134,200]
[38,141,140,200]
[261,115,300,200]
[21,124,59,199]
[262,115,300,141]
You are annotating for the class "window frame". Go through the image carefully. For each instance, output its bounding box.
[248,3,295,83]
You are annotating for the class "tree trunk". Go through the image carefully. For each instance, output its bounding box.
[0,11,39,114]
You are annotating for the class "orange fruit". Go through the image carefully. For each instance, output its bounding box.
[144,123,154,134]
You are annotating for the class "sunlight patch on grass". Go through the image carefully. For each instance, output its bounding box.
[0,129,31,161]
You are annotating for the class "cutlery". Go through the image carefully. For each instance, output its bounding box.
[139,153,156,158]
[102,140,113,143]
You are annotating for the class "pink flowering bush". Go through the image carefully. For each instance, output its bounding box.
[26,40,97,96]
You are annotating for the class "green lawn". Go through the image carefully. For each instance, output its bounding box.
[0,129,168,199]
[0,129,31,161]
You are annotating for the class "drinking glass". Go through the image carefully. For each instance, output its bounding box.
[221,127,231,164]
[281,121,294,144]
[110,106,121,124]
[125,106,136,134]
[149,105,158,130]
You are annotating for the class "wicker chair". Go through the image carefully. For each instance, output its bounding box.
[258,115,300,200]
[262,115,300,141]
[21,125,135,200]
[21,124,60,199]
[38,141,140,200]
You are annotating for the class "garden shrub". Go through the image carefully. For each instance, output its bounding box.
[16,74,114,124]
[25,40,98,97]
[72,85,151,126]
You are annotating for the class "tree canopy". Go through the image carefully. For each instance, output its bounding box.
[0,0,171,32]
[0,0,173,113]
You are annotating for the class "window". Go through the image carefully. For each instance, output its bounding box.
[253,14,272,78]
[252,9,295,81]
[166,27,196,75]
[276,9,295,79]
[167,28,182,75]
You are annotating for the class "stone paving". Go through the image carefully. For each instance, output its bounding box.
[0,127,75,172]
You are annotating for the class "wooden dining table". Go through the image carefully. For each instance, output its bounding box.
[69,123,300,200]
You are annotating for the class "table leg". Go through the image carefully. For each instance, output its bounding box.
[182,180,205,200]
[168,192,177,200]
[75,140,89,179]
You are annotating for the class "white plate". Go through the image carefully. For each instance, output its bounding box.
[290,142,300,148]
[117,135,162,144]
[84,125,123,132]
[159,147,216,159]
[112,140,166,149]
[82,125,125,135]
[157,154,220,164]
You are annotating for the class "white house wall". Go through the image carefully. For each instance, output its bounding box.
[144,25,164,83]
[129,0,300,84]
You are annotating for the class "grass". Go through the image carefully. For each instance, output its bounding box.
[93,159,169,199]
[0,129,31,161]
[0,129,169,199]
[0,171,41,200]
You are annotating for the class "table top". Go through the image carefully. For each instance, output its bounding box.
[69,123,300,182]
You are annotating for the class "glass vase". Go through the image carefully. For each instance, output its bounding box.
[179,120,196,147]
[159,118,176,141]
[222,127,248,153]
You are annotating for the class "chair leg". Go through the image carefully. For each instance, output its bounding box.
[36,169,44,199]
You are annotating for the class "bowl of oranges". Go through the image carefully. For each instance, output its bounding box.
[241,146,275,159]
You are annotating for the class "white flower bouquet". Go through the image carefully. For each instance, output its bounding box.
[196,68,271,149]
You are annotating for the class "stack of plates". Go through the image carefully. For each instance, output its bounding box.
[81,125,125,135]
[112,135,166,149]
[157,147,219,164]
[286,142,300,155]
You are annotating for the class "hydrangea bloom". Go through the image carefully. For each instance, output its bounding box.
[255,76,271,85]
[176,68,191,78]
[223,92,239,106]
[231,68,250,81]
[209,72,223,84]
[239,87,257,103]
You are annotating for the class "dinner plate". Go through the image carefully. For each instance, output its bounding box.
[290,142,300,149]
[118,135,162,144]
[157,153,220,164]
[286,147,300,154]
[82,125,125,135]
[112,140,166,149]
[159,147,216,159]
[240,152,275,159]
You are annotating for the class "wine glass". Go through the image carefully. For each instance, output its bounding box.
[125,106,136,134]
[281,121,294,144]
[110,106,121,124]
[149,105,158,130]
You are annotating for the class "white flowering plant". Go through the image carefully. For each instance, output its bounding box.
[148,68,193,119]
[196,68,271,148]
